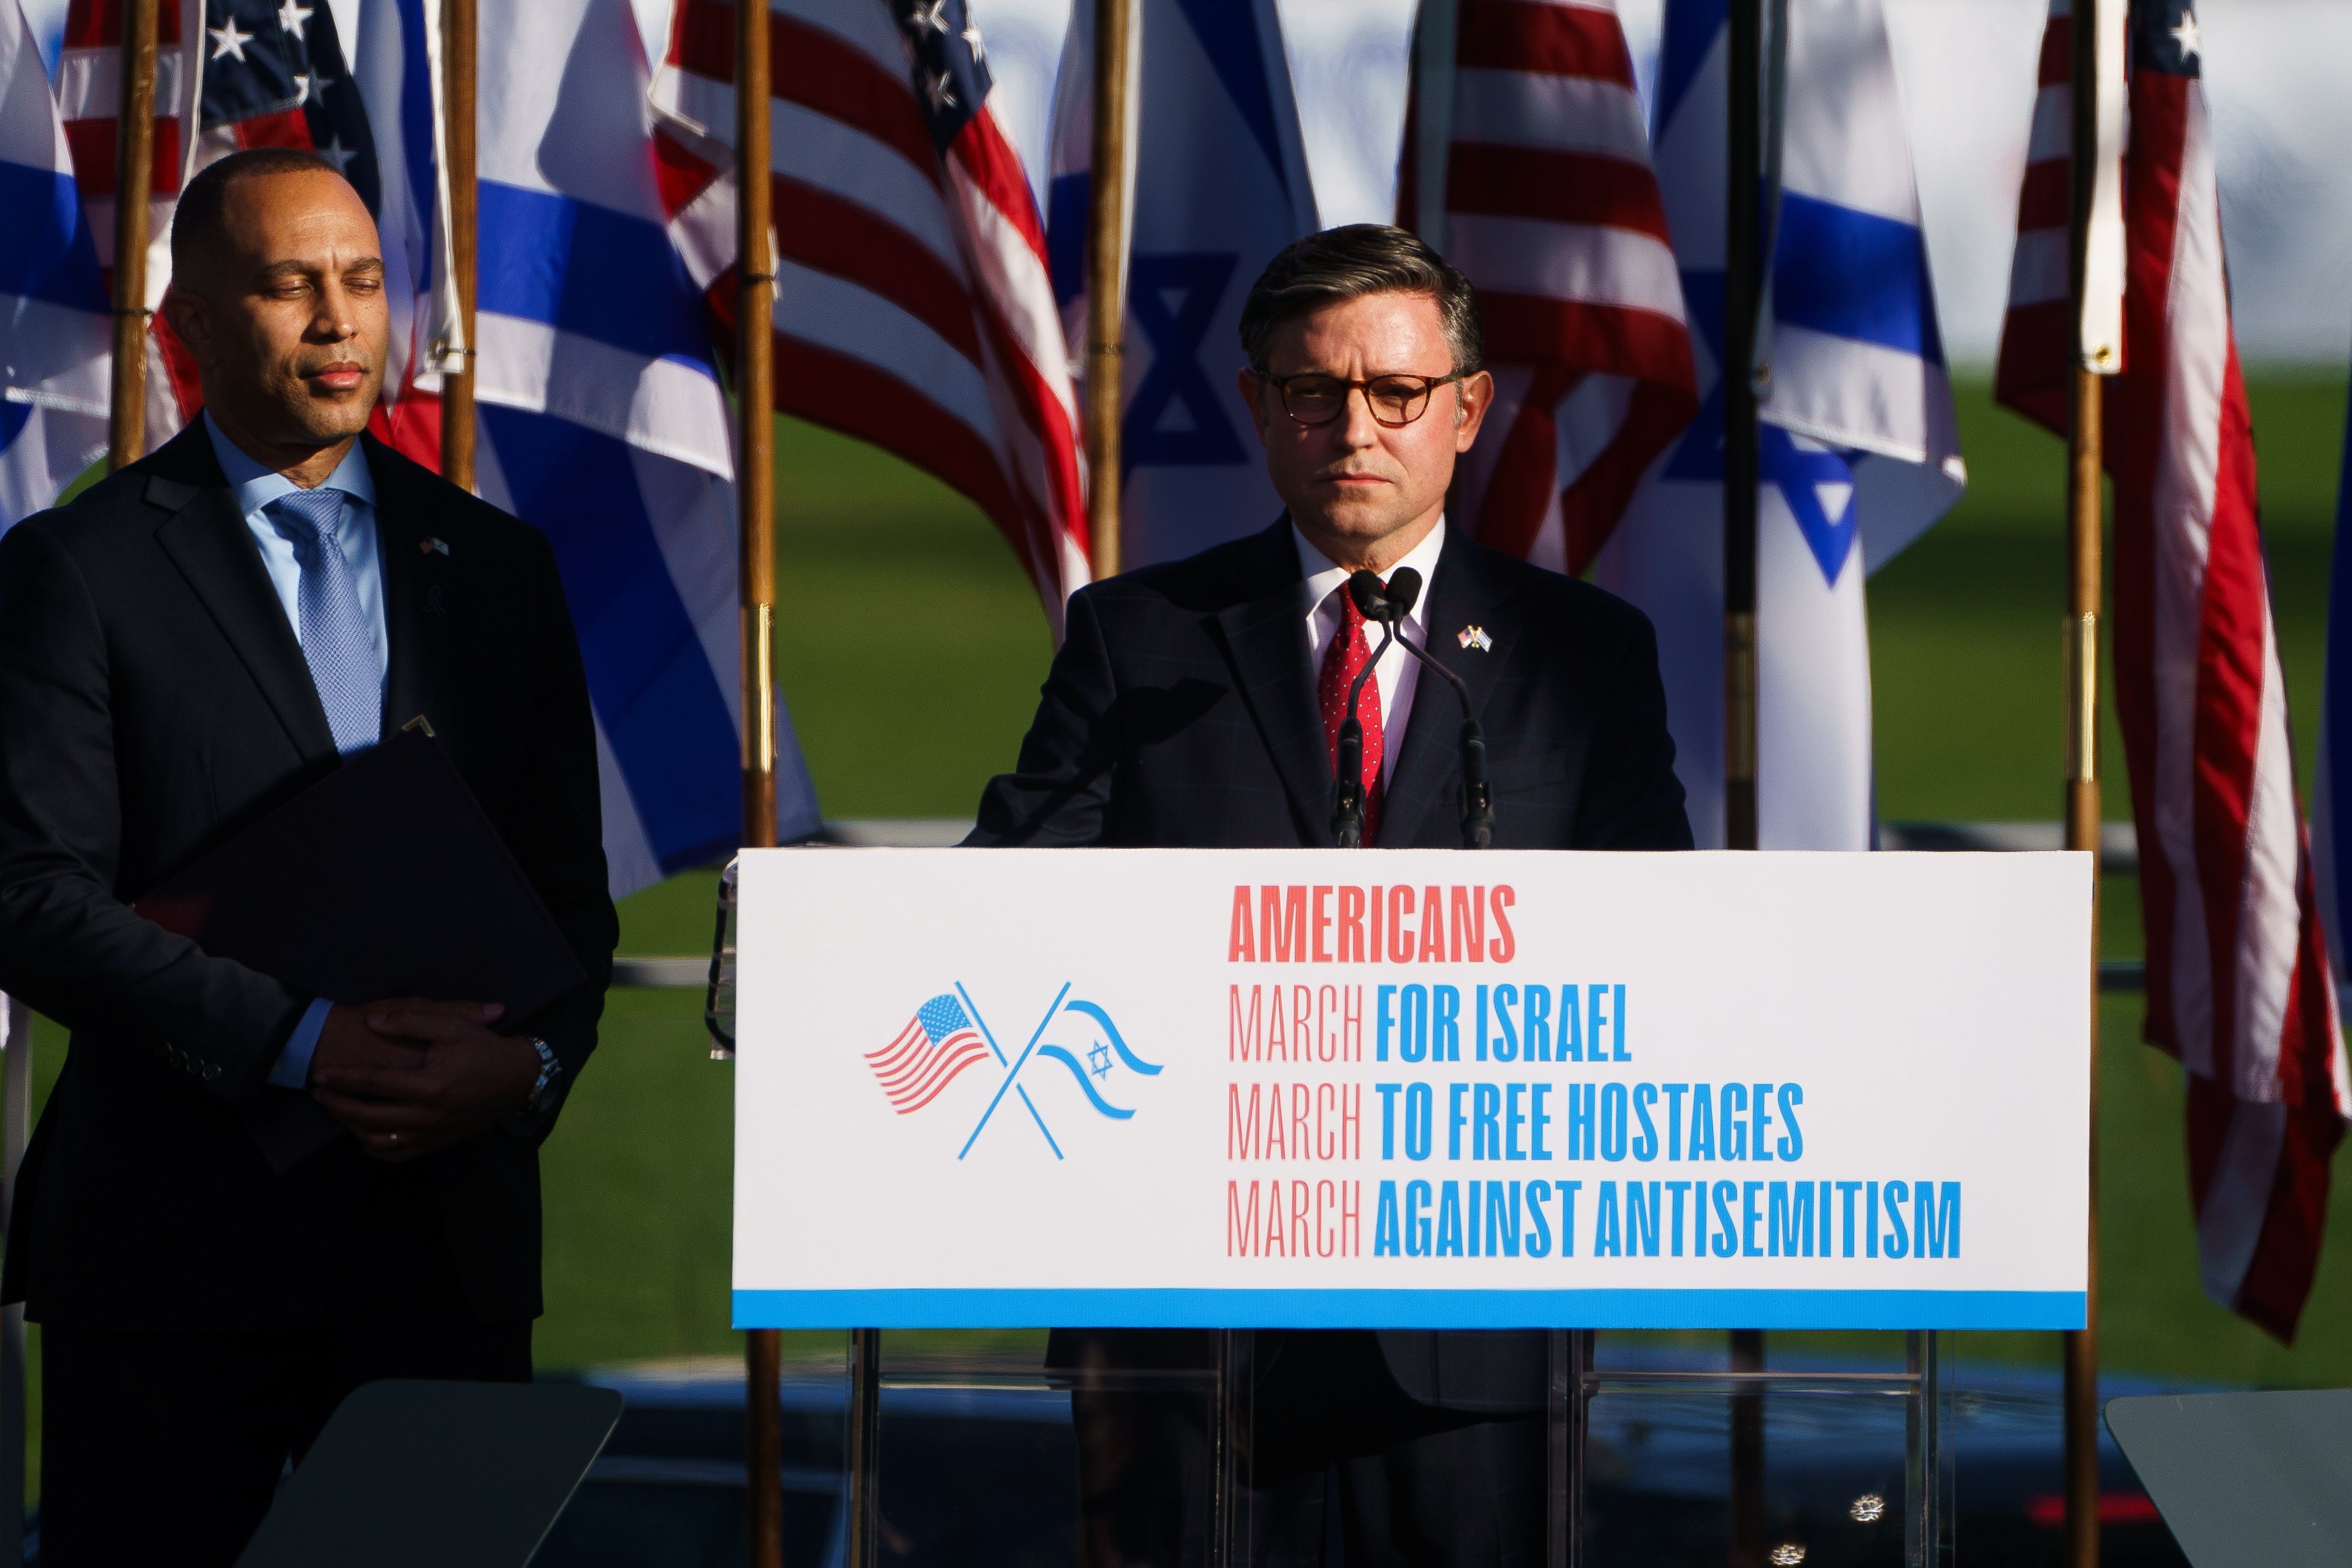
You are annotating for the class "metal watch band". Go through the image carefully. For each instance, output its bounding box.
[522,1035,561,1113]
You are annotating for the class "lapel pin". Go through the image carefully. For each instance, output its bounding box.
[419,536,451,556]
[1458,625,1493,652]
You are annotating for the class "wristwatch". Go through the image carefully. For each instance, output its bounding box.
[521,1036,562,1114]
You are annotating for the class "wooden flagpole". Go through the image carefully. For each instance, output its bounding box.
[106,0,160,469]
[439,0,478,490]
[1723,0,1765,1560]
[1083,0,1133,578]
[733,0,785,1563]
[2062,0,2107,1561]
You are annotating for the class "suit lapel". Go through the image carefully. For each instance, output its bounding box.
[146,428,340,767]
[1380,529,1524,847]
[370,438,456,734]
[1208,519,1328,837]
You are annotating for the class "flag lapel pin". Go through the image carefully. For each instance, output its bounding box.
[1458,625,1493,652]
[419,537,451,556]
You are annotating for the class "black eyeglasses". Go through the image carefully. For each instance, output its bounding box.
[1259,371,1467,429]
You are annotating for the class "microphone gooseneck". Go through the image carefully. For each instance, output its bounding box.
[1328,564,1491,850]
[1373,567,1494,850]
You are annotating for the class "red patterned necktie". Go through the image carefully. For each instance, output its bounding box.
[1318,585,1384,845]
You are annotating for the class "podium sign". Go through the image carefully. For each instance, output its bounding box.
[732,849,2091,1331]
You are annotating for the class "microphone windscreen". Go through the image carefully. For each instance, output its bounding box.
[1347,570,1388,620]
[1385,567,1423,617]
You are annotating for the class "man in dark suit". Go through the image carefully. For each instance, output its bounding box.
[971,225,1690,1565]
[0,148,615,1565]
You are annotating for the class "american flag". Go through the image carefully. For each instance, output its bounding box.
[1396,0,1694,573]
[189,0,378,195]
[53,0,447,465]
[53,0,201,451]
[1997,0,2350,1340]
[867,993,992,1114]
[1990,0,2122,431]
[649,0,1087,630]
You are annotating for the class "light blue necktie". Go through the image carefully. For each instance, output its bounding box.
[267,488,381,755]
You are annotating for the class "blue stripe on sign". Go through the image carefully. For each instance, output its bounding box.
[475,182,715,368]
[0,160,108,313]
[733,1288,2086,1332]
[478,404,741,874]
[1773,192,1943,364]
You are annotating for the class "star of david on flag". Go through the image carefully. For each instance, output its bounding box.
[1592,0,1964,852]
[1045,0,1318,568]
[1657,279,1871,587]
[955,989,1163,1159]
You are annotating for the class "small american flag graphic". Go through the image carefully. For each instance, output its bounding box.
[867,995,992,1114]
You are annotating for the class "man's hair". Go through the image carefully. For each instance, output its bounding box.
[170,148,349,284]
[1237,224,1482,376]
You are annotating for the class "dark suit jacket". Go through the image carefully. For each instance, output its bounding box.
[0,422,618,1331]
[974,516,1690,1412]
[972,514,1689,852]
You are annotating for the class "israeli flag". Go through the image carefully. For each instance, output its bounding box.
[472,0,819,894]
[1047,0,1318,568]
[1,0,108,529]
[1593,0,1964,849]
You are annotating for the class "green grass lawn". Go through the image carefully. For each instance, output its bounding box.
[12,374,2352,1490]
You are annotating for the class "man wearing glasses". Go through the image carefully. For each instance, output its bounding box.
[971,225,1688,1564]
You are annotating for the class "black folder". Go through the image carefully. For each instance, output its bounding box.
[234,1380,623,1568]
[136,724,588,1172]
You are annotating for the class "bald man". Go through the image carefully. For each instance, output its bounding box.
[0,148,616,1564]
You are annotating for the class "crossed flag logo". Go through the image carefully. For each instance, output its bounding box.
[864,984,1161,1159]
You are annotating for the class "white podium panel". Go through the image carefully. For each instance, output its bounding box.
[732,849,2091,1331]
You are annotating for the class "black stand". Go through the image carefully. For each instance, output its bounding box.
[234,1380,623,1568]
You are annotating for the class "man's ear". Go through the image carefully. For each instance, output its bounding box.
[161,286,214,370]
[1236,368,1272,448]
[1452,369,1495,453]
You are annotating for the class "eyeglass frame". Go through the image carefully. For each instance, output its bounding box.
[1252,369,1471,429]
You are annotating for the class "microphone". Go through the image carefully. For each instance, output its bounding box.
[1370,567,1496,850]
[1331,570,1399,847]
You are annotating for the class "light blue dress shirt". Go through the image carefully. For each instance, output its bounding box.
[202,413,387,1090]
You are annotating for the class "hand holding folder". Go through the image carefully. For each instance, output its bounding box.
[135,725,589,1172]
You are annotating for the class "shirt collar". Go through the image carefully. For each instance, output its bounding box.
[203,410,377,522]
[1294,517,1448,634]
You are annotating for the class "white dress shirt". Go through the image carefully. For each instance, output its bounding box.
[203,412,389,683]
[202,413,387,1088]
[1295,517,1447,784]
